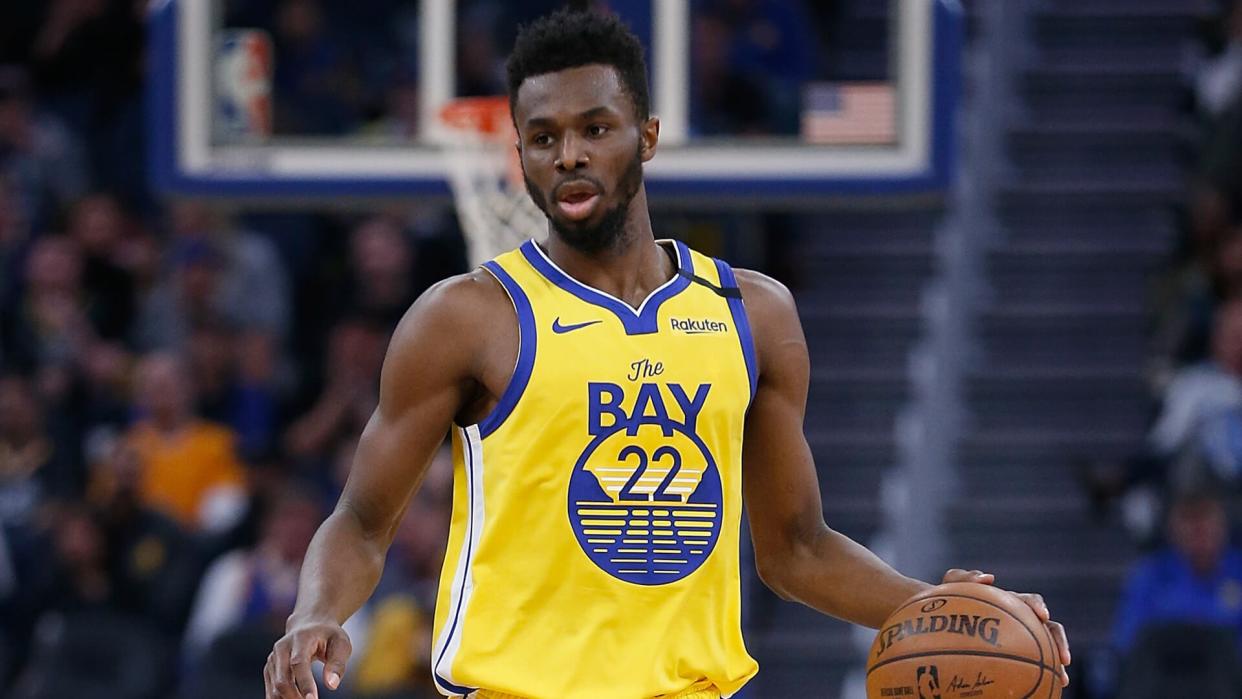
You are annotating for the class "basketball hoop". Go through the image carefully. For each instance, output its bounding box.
[435,96,547,267]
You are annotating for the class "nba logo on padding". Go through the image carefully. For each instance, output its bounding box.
[214,30,273,139]
[916,665,941,699]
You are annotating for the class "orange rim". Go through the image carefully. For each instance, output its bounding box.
[438,96,512,137]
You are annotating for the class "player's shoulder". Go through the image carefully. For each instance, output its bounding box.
[388,268,512,355]
[732,267,797,317]
[730,268,806,373]
[404,269,508,323]
[425,267,509,304]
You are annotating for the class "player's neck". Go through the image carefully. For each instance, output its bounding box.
[542,192,672,309]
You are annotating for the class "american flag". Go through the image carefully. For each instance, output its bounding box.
[801,82,897,145]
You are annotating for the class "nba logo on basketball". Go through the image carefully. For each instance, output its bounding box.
[214,30,273,139]
[916,666,941,699]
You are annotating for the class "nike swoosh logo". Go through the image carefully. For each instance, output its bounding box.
[552,318,602,334]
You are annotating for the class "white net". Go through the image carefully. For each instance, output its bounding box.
[434,98,547,267]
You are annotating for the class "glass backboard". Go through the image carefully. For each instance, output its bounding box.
[147,0,961,201]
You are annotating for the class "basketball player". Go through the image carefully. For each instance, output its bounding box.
[265,9,1070,699]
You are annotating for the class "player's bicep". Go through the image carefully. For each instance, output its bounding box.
[737,271,826,560]
[336,277,489,542]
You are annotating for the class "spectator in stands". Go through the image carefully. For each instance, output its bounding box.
[1147,297,1242,486]
[55,200,152,441]
[125,352,249,533]
[136,199,290,352]
[171,200,290,340]
[1196,0,1242,122]
[456,2,507,97]
[0,176,31,320]
[289,212,463,353]
[284,318,386,467]
[0,374,78,526]
[343,215,421,328]
[133,238,226,352]
[364,74,421,141]
[1089,297,1242,540]
[1,236,88,373]
[693,13,767,135]
[21,0,145,132]
[65,193,139,342]
[32,0,147,206]
[691,0,818,135]
[0,524,18,682]
[87,434,201,635]
[1113,489,1242,656]
[72,336,133,442]
[0,65,87,231]
[181,484,325,662]
[0,233,130,461]
[1192,2,1242,261]
[19,504,114,618]
[187,321,279,463]
[270,0,358,135]
[1153,224,1242,389]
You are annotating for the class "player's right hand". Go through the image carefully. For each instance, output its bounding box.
[265,617,353,699]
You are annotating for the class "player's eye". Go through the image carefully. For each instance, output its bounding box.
[587,124,609,138]
[532,133,554,147]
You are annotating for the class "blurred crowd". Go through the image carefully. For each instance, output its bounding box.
[1090,0,1242,542]
[1085,1,1242,697]
[0,2,474,697]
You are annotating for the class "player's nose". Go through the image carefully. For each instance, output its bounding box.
[555,132,589,171]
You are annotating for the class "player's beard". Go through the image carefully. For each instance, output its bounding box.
[525,144,644,255]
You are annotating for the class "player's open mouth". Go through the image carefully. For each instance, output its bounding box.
[555,183,601,221]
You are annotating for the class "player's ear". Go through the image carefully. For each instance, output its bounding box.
[640,116,659,162]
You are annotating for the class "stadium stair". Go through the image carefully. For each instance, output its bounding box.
[948,0,1204,669]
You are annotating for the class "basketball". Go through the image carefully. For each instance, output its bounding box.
[866,583,1061,699]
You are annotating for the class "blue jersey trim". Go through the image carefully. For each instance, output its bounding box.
[519,239,693,336]
[432,674,476,697]
[432,430,479,697]
[715,260,758,403]
[477,262,537,440]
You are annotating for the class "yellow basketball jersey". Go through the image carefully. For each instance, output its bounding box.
[430,239,759,699]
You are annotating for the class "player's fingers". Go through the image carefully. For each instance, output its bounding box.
[1017,592,1050,622]
[267,660,292,699]
[941,568,994,584]
[1047,620,1071,667]
[322,630,353,690]
[289,635,323,699]
[290,652,320,699]
[941,568,966,582]
[271,647,303,699]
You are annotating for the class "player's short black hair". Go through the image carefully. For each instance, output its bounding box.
[506,8,650,122]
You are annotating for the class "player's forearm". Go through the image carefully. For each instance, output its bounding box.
[762,526,929,629]
[288,505,389,627]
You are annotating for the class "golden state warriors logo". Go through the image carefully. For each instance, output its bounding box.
[568,381,723,585]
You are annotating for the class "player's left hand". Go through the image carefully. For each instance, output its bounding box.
[942,568,1071,687]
